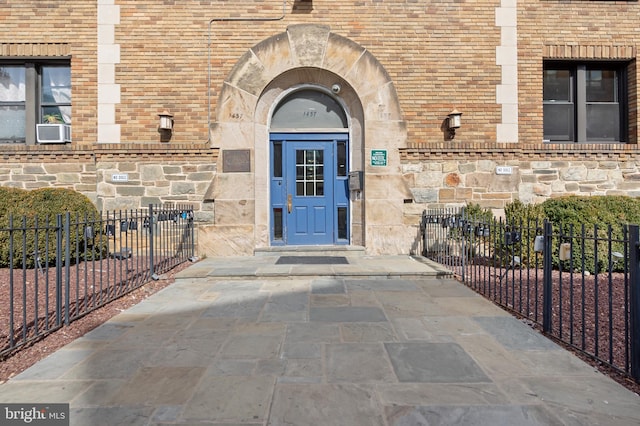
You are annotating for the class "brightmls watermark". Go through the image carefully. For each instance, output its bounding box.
[1,404,69,425]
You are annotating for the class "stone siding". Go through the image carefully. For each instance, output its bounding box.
[402,144,640,221]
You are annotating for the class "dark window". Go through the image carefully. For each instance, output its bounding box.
[0,61,71,144]
[337,141,347,177]
[273,208,283,240]
[337,207,347,240]
[543,61,627,143]
[272,141,283,178]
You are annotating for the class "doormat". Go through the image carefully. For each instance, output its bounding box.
[276,256,349,265]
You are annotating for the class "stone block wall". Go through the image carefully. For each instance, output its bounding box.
[401,144,640,222]
[0,144,217,217]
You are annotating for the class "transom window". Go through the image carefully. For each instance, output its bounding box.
[0,62,71,144]
[543,61,627,143]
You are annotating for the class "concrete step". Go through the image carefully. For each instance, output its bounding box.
[254,245,366,257]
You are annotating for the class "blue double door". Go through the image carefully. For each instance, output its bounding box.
[270,133,349,245]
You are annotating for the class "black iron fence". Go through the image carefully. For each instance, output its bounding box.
[420,207,640,384]
[1,204,195,358]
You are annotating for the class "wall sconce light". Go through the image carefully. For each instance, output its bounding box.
[158,110,174,131]
[447,108,462,139]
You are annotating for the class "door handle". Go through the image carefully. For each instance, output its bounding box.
[287,194,292,213]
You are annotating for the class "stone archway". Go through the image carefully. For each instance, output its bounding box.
[200,24,411,256]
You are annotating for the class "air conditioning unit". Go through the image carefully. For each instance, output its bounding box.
[36,124,71,144]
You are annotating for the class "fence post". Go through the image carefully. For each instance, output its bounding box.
[189,208,196,261]
[629,225,640,381]
[542,220,553,334]
[55,214,63,327]
[459,208,465,282]
[64,212,71,326]
[149,204,159,280]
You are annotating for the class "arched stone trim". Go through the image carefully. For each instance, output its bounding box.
[204,24,411,256]
[212,24,404,142]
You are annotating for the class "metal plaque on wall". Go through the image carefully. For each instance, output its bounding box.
[223,149,251,173]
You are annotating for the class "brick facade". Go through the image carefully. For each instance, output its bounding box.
[1,1,639,256]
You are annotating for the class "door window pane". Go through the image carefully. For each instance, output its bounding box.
[337,141,347,177]
[272,142,283,177]
[338,207,347,240]
[296,149,324,196]
[273,208,283,240]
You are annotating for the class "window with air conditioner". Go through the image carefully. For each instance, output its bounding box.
[543,61,628,143]
[0,62,71,145]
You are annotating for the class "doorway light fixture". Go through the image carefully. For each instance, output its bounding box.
[158,110,174,131]
[447,108,462,139]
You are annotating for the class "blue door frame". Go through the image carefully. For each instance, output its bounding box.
[270,133,349,246]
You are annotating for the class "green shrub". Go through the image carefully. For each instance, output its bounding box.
[540,196,640,272]
[462,202,494,224]
[497,196,639,272]
[0,187,106,268]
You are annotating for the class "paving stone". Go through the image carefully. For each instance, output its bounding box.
[376,291,433,318]
[340,323,398,342]
[281,342,323,359]
[345,278,420,292]
[150,405,182,423]
[202,294,268,319]
[0,381,92,403]
[260,293,309,322]
[418,279,480,297]
[385,404,561,426]
[70,380,126,407]
[79,322,135,341]
[512,349,597,376]
[522,375,640,418]
[61,349,153,379]
[473,316,559,350]
[284,358,323,378]
[385,342,491,383]
[109,366,205,405]
[309,306,387,322]
[435,296,508,316]
[255,359,286,376]
[269,383,385,426]
[285,323,341,342]
[13,348,94,380]
[456,334,529,378]
[390,318,444,341]
[377,383,508,406]
[220,335,282,359]
[327,343,396,383]
[310,293,350,307]
[71,406,155,426]
[206,359,256,376]
[311,277,346,293]
[183,376,274,423]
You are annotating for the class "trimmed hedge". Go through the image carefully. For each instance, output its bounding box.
[0,187,106,268]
